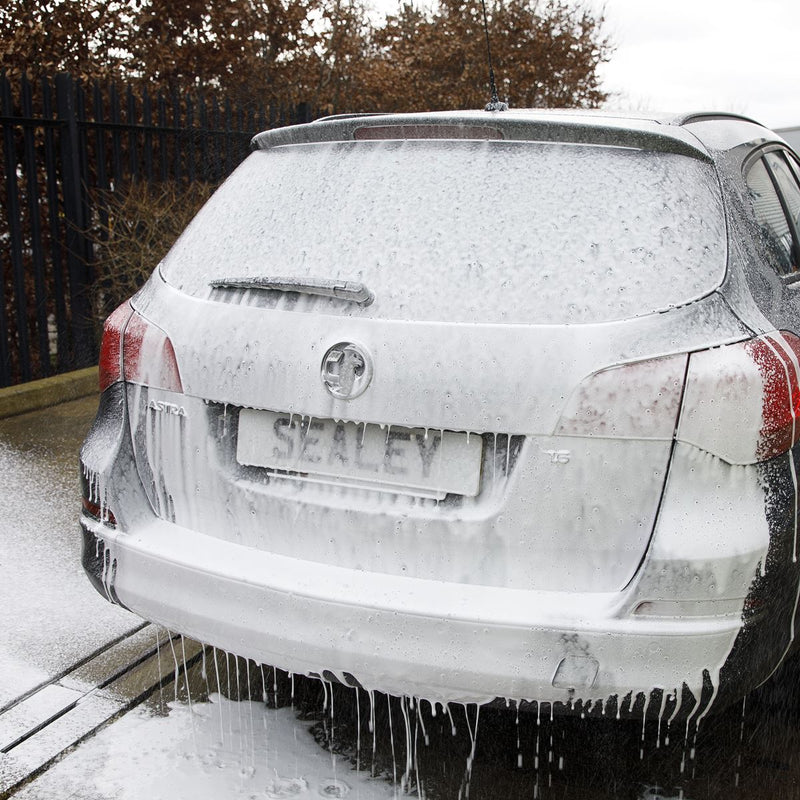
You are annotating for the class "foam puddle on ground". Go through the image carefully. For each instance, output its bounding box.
[24,694,396,800]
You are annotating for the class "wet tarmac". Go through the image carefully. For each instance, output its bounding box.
[194,657,800,800]
[26,651,795,800]
[0,396,137,708]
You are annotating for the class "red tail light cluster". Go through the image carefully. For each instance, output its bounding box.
[98,300,183,393]
[558,332,800,466]
[747,334,800,461]
[98,301,134,391]
[122,311,183,392]
[678,332,800,464]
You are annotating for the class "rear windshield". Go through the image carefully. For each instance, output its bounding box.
[161,140,726,324]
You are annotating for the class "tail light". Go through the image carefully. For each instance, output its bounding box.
[122,310,183,392]
[354,124,503,141]
[677,332,800,464]
[556,354,688,439]
[98,301,134,391]
[80,471,117,524]
[98,300,183,393]
[82,496,117,526]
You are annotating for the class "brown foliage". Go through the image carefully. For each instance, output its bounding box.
[364,0,610,111]
[125,0,323,105]
[0,0,611,112]
[88,181,214,325]
[0,1,133,83]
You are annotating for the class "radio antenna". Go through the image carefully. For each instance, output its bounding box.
[480,0,508,111]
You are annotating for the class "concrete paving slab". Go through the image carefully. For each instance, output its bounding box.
[4,692,125,777]
[0,685,86,752]
[0,624,205,797]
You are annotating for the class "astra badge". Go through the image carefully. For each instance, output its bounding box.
[321,342,373,400]
[147,399,187,417]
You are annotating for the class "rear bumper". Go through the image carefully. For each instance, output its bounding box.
[80,383,793,713]
[81,512,745,708]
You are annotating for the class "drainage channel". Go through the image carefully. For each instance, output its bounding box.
[0,625,205,798]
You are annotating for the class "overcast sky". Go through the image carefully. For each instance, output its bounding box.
[371,0,799,130]
[595,0,800,129]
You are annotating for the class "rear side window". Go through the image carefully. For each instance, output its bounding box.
[745,149,800,274]
[162,140,727,325]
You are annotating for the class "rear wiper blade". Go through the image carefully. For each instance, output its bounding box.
[209,276,374,306]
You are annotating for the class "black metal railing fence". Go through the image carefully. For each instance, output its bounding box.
[0,72,312,387]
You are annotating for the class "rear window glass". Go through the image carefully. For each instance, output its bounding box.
[161,140,727,324]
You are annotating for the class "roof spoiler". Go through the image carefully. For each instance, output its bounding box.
[251,113,712,161]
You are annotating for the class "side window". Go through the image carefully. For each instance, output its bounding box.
[745,156,797,273]
[765,151,800,237]
[787,151,800,185]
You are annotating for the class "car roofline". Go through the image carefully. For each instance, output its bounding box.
[250,110,713,161]
[671,111,767,127]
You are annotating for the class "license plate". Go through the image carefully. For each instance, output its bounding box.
[237,410,483,497]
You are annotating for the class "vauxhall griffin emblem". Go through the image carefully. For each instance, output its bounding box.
[321,342,373,399]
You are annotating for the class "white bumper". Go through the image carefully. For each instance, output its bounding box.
[83,515,744,706]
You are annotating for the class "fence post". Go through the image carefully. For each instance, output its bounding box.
[55,73,96,368]
[0,75,17,385]
[21,74,51,378]
[41,77,70,373]
[297,102,312,124]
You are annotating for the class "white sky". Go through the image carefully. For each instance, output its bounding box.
[595,0,800,129]
[371,0,800,130]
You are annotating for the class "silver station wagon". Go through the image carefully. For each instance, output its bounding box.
[81,109,800,720]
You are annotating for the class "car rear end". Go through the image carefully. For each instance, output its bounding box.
[80,112,800,716]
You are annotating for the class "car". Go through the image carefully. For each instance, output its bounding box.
[80,109,800,722]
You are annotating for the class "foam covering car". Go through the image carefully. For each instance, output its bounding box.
[81,109,800,721]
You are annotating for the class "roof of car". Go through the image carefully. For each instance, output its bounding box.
[250,108,780,160]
